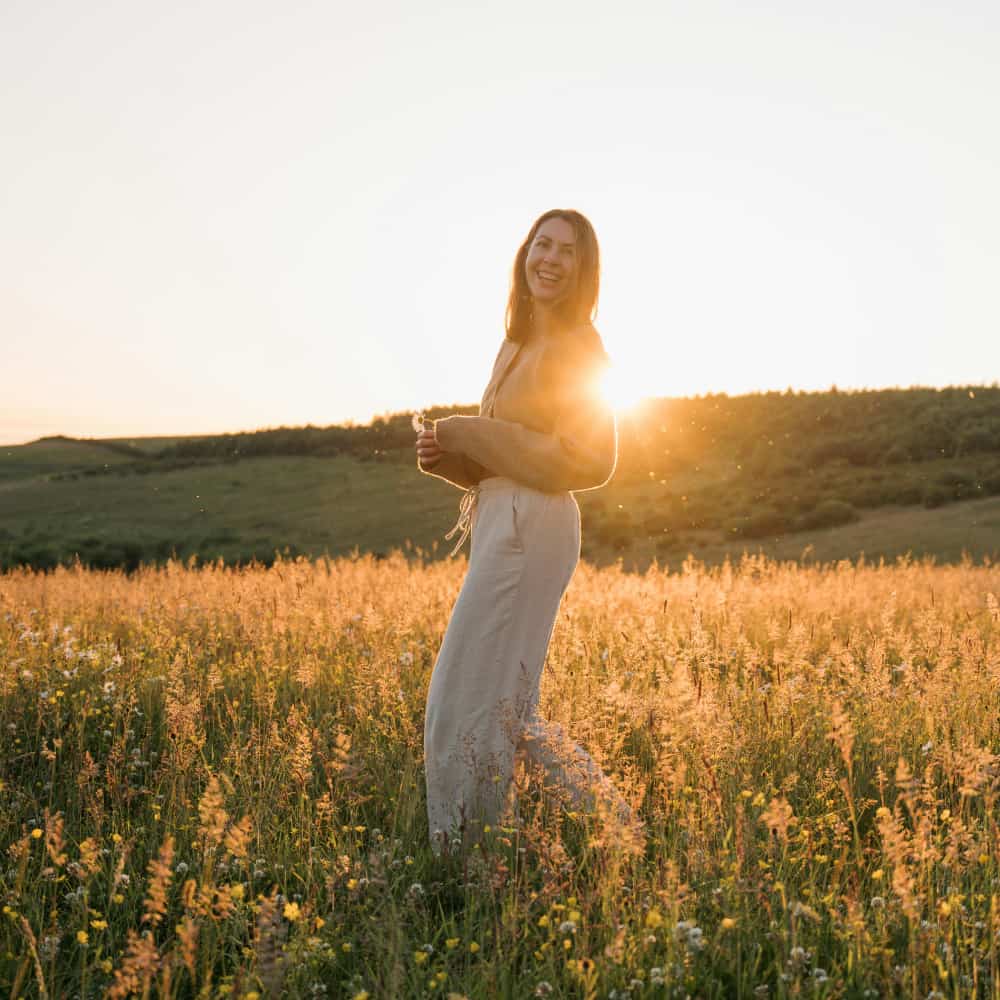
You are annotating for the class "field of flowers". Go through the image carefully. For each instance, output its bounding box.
[1,551,999,999]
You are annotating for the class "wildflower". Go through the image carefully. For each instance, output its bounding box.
[283,902,301,922]
[650,967,666,986]
[721,917,736,930]
[469,941,480,953]
[352,993,370,1000]
[31,828,43,840]
[342,942,353,952]
[644,908,664,929]
[413,951,428,965]
[538,914,550,927]
[76,930,89,945]
[90,919,108,930]
[534,984,554,997]
[559,920,577,935]
[445,938,460,949]
[347,878,358,890]
[870,896,885,910]
[872,868,884,880]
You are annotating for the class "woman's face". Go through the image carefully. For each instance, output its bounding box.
[524,216,578,307]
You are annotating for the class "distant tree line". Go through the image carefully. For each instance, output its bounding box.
[142,386,999,470]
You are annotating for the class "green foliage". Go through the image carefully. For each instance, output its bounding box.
[2,386,999,571]
[794,499,859,531]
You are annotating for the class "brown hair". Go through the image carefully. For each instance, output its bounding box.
[504,209,601,346]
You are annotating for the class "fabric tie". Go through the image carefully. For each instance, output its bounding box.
[444,485,479,557]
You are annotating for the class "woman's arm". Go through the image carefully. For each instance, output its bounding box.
[433,369,617,493]
[417,451,487,491]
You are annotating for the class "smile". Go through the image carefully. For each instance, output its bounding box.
[536,270,562,284]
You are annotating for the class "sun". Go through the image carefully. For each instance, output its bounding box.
[599,361,647,414]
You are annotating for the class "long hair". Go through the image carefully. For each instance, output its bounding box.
[504,209,601,346]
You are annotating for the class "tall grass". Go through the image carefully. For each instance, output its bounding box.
[1,551,998,998]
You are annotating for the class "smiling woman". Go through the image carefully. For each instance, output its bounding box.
[413,208,641,856]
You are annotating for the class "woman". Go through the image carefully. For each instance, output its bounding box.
[415,209,634,856]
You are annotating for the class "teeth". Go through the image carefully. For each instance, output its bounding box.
[538,271,560,281]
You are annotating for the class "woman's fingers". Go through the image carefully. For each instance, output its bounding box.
[415,428,442,457]
[416,436,442,459]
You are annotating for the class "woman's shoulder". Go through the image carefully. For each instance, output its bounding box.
[552,321,610,373]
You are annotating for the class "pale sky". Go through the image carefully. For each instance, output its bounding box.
[3,0,998,445]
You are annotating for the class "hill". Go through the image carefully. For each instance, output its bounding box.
[2,386,999,571]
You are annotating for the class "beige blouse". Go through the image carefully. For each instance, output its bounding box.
[418,323,617,494]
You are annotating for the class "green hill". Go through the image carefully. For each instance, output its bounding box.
[2,386,999,571]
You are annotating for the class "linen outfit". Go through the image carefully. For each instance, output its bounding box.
[419,324,628,853]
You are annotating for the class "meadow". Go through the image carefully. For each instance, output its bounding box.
[2,551,998,998]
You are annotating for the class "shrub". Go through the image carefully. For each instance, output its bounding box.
[795,499,859,530]
[889,483,924,505]
[882,443,912,464]
[922,485,952,509]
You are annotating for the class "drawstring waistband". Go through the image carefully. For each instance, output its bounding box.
[444,485,479,557]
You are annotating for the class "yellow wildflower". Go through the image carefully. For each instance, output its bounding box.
[445,937,460,949]
[469,941,480,953]
[721,917,736,930]
[76,930,89,945]
[644,908,664,929]
[283,902,301,922]
[414,950,428,965]
[31,828,43,840]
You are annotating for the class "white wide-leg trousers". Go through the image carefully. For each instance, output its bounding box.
[424,476,626,854]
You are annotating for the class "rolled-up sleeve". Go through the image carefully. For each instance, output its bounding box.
[434,359,617,493]
[417,451,487,491]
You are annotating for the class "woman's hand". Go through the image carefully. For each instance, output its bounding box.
[415,426,443,469]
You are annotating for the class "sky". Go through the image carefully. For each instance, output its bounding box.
[2,0,998,445]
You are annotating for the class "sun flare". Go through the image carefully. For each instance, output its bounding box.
[599,362,647,415]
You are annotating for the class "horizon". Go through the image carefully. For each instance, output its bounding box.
[6,377,997,449]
